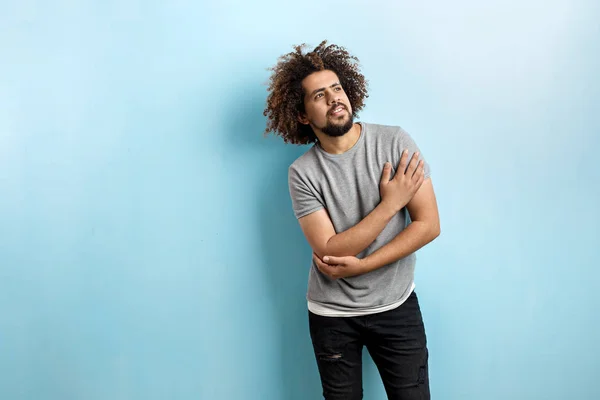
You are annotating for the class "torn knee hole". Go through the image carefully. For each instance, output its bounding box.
[319,353,343,361]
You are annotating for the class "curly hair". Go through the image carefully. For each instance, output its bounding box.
[263,40,369,145]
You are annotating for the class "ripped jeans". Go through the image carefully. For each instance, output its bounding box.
[308,291,430,400]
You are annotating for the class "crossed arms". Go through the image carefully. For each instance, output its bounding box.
[298,150,440,279]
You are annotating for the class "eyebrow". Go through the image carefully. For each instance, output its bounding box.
[310,82,341,97]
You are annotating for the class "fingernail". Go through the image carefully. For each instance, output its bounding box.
[323,256,329,263]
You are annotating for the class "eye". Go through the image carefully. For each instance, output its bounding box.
[334,87,342,91]
[315,93,324,100]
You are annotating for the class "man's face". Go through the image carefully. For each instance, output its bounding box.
[299,70,354,137]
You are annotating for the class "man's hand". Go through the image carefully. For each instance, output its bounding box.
[313,253,366,279]
[379,150,424,213]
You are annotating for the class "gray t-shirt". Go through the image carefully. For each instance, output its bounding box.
[288,122,431,312]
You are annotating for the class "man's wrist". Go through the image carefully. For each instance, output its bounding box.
[378,200,399,219]
[359,257,372,274]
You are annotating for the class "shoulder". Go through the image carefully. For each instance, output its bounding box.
[289,145,319,176]
[362,122,408,142]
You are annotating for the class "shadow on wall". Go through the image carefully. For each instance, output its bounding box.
[227,81,322,399]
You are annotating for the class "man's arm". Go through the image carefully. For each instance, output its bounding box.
[298,151,424,260]
[361,178,440,272]
[299,203,397,260]
[314,178,439,279]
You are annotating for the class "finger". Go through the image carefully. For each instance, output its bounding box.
[323,255,344,265]
[412,167,425,191]
[313,253,326,266]
[406,152,420,175]
[380,162,392,184]
[318,263,329,275]
[396,149,409,178]
[313,255,332,275]
[417,168,425,187]
[314,253,334,268]
[412,160,424,179]
[319,265,332,278]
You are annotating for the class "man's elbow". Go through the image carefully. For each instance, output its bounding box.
[312,246,327,260]
[429,221,441,241]
[314,236,335,259]
[424,219,440,243]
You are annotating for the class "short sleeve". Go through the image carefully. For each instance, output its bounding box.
[288,165,324,219]
[399,128,431,179]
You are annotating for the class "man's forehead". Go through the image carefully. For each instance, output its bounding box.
[302,71,341,91]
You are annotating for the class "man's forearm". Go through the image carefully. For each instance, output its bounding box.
[324,202,397,257]
[361,220,440,273]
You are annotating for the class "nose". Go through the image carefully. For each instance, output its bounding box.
[326,90,341,105]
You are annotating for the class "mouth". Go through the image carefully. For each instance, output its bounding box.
[329,105,346,117]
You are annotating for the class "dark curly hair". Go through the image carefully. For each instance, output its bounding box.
[263,40,369,145]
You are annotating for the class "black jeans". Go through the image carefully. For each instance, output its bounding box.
[308,291,430,400]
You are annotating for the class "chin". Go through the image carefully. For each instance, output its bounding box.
[321,117,354,137]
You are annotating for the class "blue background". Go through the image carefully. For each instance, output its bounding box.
[1,1,599,399]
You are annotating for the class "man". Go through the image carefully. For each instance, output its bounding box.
[263,41,440,400]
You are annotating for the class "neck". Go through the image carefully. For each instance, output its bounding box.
[315,123,362,154]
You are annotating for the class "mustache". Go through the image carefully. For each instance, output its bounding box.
[328,103,347,115]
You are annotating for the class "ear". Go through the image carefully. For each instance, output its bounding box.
[297,113,309,125]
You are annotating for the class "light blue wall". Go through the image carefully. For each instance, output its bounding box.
[1,1,598,399]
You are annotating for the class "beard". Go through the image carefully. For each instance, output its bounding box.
[320,113,354,137]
